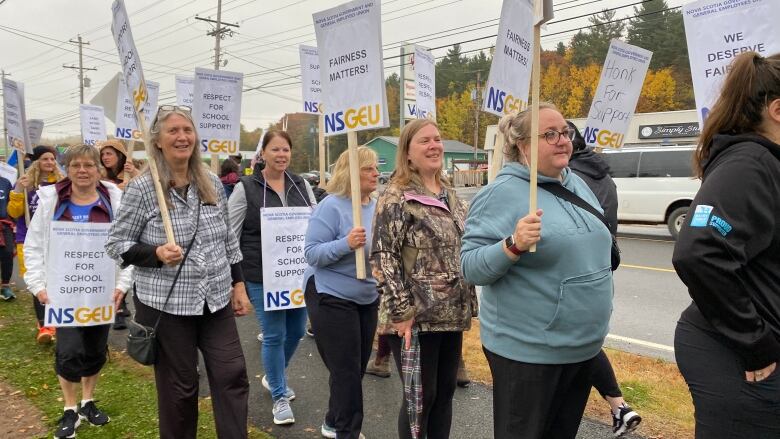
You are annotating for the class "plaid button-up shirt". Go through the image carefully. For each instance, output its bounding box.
[106,173,242,316]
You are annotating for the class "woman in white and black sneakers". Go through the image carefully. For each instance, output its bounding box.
[106,106,251,439]
[24,145,132,439]
[674,52,780,439]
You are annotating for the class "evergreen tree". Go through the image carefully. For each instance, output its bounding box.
[570,9,626,67]
[626,0,689,72]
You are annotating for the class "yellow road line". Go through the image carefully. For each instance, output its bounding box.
[620,263,676,273]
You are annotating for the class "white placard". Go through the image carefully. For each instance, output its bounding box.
[175,75,194,107]
[2,78,32,154]
[192,68,243,156]
[583,40,652,149]
[27,119,44,147]
[90,73,121,124]
[260,207,312,311]
[483,0,535,116]
[111,0,148,113]
[414,45,436,121]
[115,77,159,140]
[0,162,18,186]
[299,45,323,114]
[44,222,116,327]
[313,0,389,136]
[80,105,108,146]
[401,43,416,121]
[683,0,780,127]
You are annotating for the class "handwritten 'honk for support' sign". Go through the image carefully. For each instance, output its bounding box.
[583,39,652,149]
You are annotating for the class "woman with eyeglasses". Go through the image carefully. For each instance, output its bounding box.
[461,103,614,439]
[106,105,251,439]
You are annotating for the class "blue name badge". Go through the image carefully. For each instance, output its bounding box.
[690,204,714,227]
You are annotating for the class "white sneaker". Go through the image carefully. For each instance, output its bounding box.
[320,422,365,439]
[261,374,296,400]
[257,333,263,342]
[272,397,294,425]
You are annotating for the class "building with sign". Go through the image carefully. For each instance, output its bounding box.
[364,136,487,173]
[569,109,700,146]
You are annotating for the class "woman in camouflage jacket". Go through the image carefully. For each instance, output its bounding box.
[370,119,477,439]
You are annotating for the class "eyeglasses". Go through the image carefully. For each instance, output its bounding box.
[537,128,575,145]
[68,162,97,170]
[158,105,192,113]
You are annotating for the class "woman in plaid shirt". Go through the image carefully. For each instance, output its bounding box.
[106,106,252,439]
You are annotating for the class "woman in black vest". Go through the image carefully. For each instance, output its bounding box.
[227,129,316,425]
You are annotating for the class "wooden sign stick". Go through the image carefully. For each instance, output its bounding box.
[528,21,542,253]
[135,109,176,245]
[318,115,327,188]
[347,130,366,279]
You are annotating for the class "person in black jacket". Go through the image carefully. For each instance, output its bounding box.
[227,129,317,426]
[568,122,641,437]
[673,52,780,439]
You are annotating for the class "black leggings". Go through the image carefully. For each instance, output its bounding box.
[675,318,780,439]
[591,349,622,399]
[0,227,13,284]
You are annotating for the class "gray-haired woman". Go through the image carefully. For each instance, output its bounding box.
[106,105,251,439]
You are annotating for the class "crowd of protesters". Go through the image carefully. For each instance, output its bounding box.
[3,51,777,439]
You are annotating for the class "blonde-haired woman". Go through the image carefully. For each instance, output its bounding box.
[106,105,250,439]
[304,146,379,439]
[371,119,477,439]
[9,145,65,343]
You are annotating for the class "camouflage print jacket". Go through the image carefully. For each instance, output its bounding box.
[370,181,478,333]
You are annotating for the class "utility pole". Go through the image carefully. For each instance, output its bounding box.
[195,1,239,172]
[1,70,9,161]
[63,35,97,104]
[473,71,481,163]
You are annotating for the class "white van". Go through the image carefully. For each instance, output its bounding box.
[600,145,700,239]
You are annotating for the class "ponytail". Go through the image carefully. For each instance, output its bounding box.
[695,52,780,177]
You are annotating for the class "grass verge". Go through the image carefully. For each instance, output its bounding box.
[0,293,273,439]
[462,319,694,439]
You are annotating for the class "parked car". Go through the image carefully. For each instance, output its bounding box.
[378,171,392,184]
[307,170,331,184]
[600,145,700,239]
[300,172,320,186]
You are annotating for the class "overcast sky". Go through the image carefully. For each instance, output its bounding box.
[1,0,687,140]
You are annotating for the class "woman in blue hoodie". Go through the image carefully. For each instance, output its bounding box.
[461,103,614,439]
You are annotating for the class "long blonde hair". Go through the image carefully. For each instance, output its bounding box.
[326,146,377,198]
[391,119,450,189]
[147,108,217,206]
[24,154,65,189]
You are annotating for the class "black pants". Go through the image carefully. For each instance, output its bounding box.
[33,295,46,326]
[134,295,249,439]
[305,277,378,439]
[0,226,13,284]
[675,319,780,439]
[55,324,110,382]
[483,347,595,439]
[388,331,462,439]
[591,349,622,399]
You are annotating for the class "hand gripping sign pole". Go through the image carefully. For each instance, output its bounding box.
[111,0,175,244]
[528,0,554,253]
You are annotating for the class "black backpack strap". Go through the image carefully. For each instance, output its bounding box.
[538,182,611,232]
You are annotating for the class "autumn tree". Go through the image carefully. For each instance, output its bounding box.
[636,68,679,113]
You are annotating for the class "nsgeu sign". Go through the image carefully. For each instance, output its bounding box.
[638,123,700,139]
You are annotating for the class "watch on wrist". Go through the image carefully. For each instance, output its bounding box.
[504,235,523,256]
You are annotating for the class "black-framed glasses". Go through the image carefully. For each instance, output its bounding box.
[538,128,575,145]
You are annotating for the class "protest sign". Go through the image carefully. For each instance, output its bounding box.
[90,73,120,124]
[260,207,312,311]
[584,40,652,149]
[313,0,388,136]
[2,78,32,154]
[80,105,108,146]
[683,0,780,127]
[44,222,116,327]
[176,75,194,107]
[414,46,436,120]
[192,68,243,156]
[111,0,147,112]
[0,162,18,186]
[115,77,159,140]
[27,119,44,147]
[300,45,323,114]
[483,0,535,117]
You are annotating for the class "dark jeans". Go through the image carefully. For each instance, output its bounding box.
[0,226,13,284]
[134,295,249,439]
[591,349,622,399]
[388,331,462,439]
[483,347,595,439]
[675,319,780,439]
[55,324,110,382]
[376,333,391,358]
[305,277,378,439]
